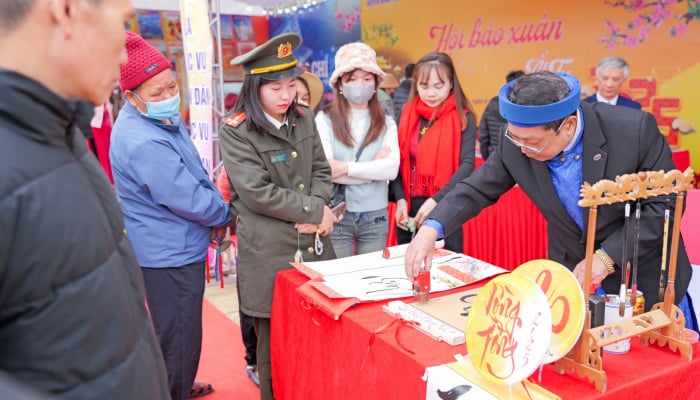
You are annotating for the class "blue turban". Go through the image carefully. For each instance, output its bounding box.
[498,73,581,127]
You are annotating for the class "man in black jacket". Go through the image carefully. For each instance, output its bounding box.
[392,62,414,124]
[0,0,169,398]
[406,72,692,316]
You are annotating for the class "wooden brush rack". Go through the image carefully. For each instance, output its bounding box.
[553,168,695,393]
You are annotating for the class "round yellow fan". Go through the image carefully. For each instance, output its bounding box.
[512,259,586,363]
[465,273,552,386]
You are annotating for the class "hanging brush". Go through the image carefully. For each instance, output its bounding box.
[630,201,642,308]
[658,199,671,301]
[619,203,631,317]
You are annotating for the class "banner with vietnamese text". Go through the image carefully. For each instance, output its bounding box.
[362,0,700,170]
[180,0,214,177]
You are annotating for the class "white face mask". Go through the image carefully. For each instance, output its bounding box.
[341,83,375,105]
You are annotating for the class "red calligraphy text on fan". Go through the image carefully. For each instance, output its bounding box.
[531,269,570,334]
[522,311,543,366]
[476,282,521,379]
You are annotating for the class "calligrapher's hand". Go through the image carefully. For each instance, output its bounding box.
[395,199,409,231]
[404,226,438,280]
[573,256,610,288]
[414,197,436,227]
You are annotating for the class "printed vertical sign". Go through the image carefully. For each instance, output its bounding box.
[180,0,213,177]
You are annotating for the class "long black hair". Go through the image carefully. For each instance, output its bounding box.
[233,74,301,134]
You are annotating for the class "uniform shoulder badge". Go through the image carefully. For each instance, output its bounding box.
[296,106,306,116]
[225,112,247,128]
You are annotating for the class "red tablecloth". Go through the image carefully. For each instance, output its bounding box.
[672,149,691,172]
[271,269,700,400]
[682,189,700,265]
[387,156,548,271]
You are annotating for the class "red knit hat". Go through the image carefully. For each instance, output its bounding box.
[119,32,172,91]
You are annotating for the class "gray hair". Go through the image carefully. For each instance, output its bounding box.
[596,56,630,78]
[0,0,36,32]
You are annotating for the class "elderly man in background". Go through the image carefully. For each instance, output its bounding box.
[584,56,641,109]
[110,32,231,400]
[0,0,169,398]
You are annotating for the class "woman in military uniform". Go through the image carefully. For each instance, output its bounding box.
[219,33,336,400]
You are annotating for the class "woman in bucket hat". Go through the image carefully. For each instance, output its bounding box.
[315,42,400,258]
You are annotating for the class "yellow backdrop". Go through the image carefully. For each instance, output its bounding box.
[362,0,699,169]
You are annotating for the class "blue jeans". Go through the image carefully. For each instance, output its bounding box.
[331,208,389,258]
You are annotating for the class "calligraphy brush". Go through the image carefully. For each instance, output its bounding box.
[619,203,631,317]
[658,199,671,302]
[631,201,642,308]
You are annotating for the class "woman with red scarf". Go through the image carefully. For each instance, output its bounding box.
[390,52,477,252]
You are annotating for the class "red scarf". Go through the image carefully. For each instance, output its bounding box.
[398,94,462,208]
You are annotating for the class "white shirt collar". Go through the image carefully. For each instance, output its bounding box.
[562,108,583,152]
[596,92,619,105]
[264,112,288,129]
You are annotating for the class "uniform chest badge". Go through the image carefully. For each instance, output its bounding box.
[270,152,288,163]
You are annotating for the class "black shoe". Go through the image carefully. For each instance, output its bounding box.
[246,365,260,387]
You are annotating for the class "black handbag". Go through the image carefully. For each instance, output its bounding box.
[330,183,346,207]
[330,141,369,207]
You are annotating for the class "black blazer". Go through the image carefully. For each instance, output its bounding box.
[584,93,642,109]
[430,102,691,310]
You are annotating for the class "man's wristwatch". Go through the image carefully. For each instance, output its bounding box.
[595,249,615,275]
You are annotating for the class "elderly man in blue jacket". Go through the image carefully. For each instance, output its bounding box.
[584,56,641,109]
[110,33,231,400]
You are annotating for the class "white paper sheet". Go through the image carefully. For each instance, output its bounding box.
[300,251,508,302]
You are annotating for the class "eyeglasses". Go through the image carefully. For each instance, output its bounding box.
[504,119,566,155]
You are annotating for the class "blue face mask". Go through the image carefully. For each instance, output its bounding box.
[136,93,181,120]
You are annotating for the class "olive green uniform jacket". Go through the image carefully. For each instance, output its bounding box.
[220,106,335,317]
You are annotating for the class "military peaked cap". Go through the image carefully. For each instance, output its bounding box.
[230,32,304,80]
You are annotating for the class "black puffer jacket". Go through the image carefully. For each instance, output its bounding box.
[0,69,169,399]
[392,79,412,124]
[477,96,505,160]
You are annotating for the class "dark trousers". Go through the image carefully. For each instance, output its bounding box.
[253,317,273,400]
[395,196,464,253]
[142,262,205,400]
[236,281,257,366]
[233,237,258,366]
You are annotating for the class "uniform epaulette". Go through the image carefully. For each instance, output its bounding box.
[296,106,306,116]
[225,112,247,128]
